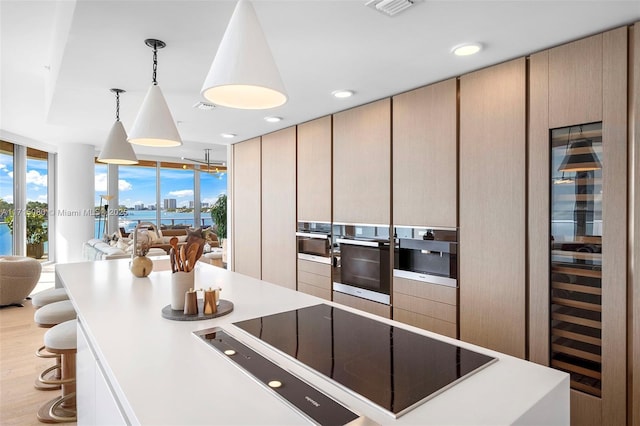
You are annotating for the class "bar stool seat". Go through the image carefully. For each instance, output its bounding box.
[32,288,69,309]
[37,319,77,424]
[34,300,76,391]
[34,300,76,328]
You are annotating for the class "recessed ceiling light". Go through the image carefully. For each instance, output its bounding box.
[264,116,282,123]
[451,43,483,56]
[220,133,236,139]
[332,89,354,98]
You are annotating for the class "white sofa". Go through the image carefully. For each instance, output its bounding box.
[82,239,165,261]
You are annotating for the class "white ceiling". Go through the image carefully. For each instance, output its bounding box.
[1,0,638,163]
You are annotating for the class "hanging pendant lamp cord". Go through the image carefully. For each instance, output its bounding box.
[115,91,120,121]
[152,42,158,85]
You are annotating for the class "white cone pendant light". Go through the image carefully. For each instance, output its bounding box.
[98,89,138,165]
[128,39,182,147]
[201,0,287,109]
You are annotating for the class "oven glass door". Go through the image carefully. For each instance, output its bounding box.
[296,232,331,264]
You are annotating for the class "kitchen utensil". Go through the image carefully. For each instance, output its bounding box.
[169,248,176,273]
[180,246,186,271]
[186,243,198,272]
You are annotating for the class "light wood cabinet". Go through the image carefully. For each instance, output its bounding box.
[632,21,640,426]
[297,259,331,300]
[333,99,391,225]
[232,137,262,279]
[392,79,457,227]
[529,27,628,426]
[333,291,391,319]
[459,58,527,358]
[262,127,297,290]
[393,276,457,338]
[297,116,332,222]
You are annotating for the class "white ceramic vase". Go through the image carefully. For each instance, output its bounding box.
[171,270,194,310]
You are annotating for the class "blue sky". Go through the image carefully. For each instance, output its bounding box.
[0,153,226,209]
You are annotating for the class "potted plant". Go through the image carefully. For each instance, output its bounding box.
[210,194,227,247]
[6,208,48,259]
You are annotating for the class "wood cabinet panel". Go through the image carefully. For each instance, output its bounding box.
[393,78,457,227]
[393,292,456,323]
[333,291,391,319]
[298,282,331,301]
[600,26,627,425]
[459,58,526,359]
[333,99,391,225]
[297,116,332,222]
[549,34,603,128]
[632,21,640,426]
[393,276,457,305]
[232,138,261,279]
[528,50,551,366]
[570,390,602,426]
[298,270,331,289]
[298,259,331,276]
[392,308,457,339]
[262,127,297,290]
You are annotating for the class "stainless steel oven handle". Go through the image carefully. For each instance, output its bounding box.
[295,232,329,239]
[336,238,384,247]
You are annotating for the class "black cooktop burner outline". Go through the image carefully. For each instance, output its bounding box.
[233,303,497,418]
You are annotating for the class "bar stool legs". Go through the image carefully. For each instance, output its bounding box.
[35,345,61,391]
[37,320,77,424]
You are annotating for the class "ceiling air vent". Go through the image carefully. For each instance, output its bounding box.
[365,0,414,16]
[192,101,216,111]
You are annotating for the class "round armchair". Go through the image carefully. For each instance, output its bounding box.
[0,255,42,307]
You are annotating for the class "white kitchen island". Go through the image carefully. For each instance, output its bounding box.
[56,258,569,425]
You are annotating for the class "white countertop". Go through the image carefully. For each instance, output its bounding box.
[56,258,569,425]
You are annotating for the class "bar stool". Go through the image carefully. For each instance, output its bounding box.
[37,319,77,423]
[31,288,69,309]
[34,300,76,391]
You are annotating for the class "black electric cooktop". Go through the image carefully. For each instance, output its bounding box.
[232,303,497,418]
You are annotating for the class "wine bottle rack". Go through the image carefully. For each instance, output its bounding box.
[550,122,603,398]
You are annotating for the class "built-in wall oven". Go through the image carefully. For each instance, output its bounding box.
[332,223,391,304]
[394,226,458,287]
[296,221,332,264]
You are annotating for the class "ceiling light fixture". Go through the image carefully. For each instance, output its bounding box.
[332,89,354,98]
[201,0,288,110]
[98,89,138,165]
[264,116,282,123]
[220,133,237,139]
[128,39,182,147]
[451,42,483,56]
[182,149,226,174]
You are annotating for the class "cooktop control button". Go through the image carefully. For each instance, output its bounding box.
[224,349,236,356]
[268,380,282,388]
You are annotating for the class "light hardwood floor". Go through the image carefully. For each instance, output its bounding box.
[0,265,77,425]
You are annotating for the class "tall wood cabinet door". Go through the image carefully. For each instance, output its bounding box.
[393,78,457,227]
[333,99,391,225]
[459,58,527,359]
[262,127,297,290]
[632,21,640,426]
[529,27,628,426]
[298,116,331,222]
[232,137,261,279]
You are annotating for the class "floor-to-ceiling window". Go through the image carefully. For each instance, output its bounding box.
[200,165,227,230]
[25,147,49,259]
[0,142,14,255]
[160,162,195,228]
[96,159,227,235]
[115,160,158,234]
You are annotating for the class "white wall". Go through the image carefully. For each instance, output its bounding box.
[55,143,94,263]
